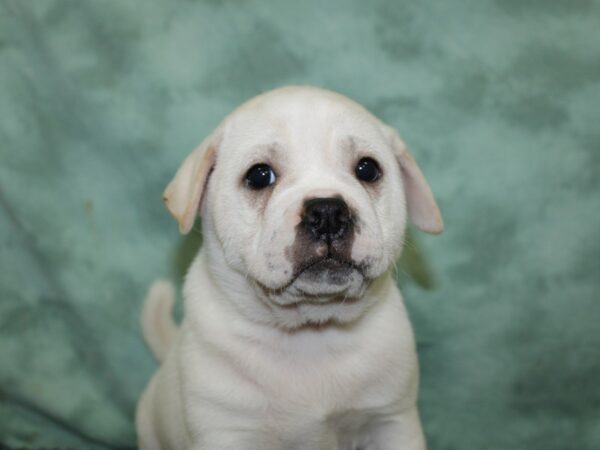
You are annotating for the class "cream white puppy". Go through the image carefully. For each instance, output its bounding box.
[136,86,443,450]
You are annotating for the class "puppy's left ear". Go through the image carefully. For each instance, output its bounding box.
[163,131,221,234]
[382,124,444,234]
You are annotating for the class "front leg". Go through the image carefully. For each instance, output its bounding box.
[191,427,338,450]
[190,432,273,450]
[362,408,426,450]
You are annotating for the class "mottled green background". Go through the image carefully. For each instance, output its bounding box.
[1,0,599,448]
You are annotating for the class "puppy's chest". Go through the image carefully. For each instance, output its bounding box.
[193,334,407,416]
[239,355,401,447]
[267,354,396,409]
[181,326,413,447]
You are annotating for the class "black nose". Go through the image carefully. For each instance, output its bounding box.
[302,197,352,242]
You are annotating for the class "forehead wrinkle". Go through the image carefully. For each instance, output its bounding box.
[245,142,285,164]
[347,135,379,152]
[345,135,359,157]
[320,135,368,167]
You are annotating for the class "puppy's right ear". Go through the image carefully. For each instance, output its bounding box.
[163,132,221,234]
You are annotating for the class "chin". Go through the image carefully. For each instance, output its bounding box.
[289,267,367,300]
[267,298,374,330]
[253,271,379,330]
[258,263,367,303]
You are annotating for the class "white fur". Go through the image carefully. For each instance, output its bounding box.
[136,86,443,449]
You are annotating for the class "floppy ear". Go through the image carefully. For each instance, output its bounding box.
[382,125,444,234]
[163,132,220,234]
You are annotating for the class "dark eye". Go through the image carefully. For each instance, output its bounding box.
[355,157,381,183]
[245,164,277,189]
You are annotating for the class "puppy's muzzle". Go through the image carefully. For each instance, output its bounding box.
[301,197,352,244]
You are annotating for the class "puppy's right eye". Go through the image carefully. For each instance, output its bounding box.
[245,164,276,189]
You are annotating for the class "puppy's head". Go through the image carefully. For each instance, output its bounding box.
[164,87,443,328]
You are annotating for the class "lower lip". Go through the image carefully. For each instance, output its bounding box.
[296,258,356,276]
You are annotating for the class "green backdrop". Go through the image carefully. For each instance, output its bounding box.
[1,0,599,448]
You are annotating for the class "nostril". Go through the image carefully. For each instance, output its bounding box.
[336,209,350,225]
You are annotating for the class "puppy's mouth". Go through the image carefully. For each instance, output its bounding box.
[292,257,364,296]
[293,256,361,283]
[254,255,366,301]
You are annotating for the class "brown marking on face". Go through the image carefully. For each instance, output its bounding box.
[284,196,357,281]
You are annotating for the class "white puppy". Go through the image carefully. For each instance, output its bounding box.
[136,86,443,450]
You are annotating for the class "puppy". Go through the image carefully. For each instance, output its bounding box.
[136,86,443,450]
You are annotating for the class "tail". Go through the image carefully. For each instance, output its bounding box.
[141,279,178,363]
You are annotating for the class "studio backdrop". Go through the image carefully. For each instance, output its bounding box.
[0,0,599,448]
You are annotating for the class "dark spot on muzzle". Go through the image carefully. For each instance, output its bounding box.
[285,196,357,278]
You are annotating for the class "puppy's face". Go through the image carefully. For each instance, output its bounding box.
[164,87,443,328]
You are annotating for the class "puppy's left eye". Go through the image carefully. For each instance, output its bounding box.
[355,157,381,183]
[245,163,277,189]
